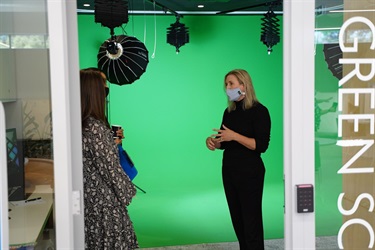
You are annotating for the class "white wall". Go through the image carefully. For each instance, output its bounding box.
[1,6,50,139]
[3,49,50,139]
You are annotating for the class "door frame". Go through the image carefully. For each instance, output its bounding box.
[0,102,9,249]
[47,0,84,248]
[283,0,316,248]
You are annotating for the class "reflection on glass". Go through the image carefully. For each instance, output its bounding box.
[314,0,343,246]
[11,35,48,49]
[1,0,56,249]
[0,35,49,49]
[0,35,10,48]
[315,29,373,44]
[315,0,375,249]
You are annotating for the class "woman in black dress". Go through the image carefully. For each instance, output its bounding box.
[206,69,271,250]
[80,69,138,249]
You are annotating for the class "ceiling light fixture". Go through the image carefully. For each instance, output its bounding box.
[97,35,149,85]
[260,1,281,54]
[198,5,204,8]
[94,0,129,68]
[94,0,129,36]
[167,15,189,54]
[94,0,149,85]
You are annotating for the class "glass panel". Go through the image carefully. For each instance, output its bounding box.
[0,35,10,48]
[315,0,375,248]
[0,0,55,249]
[10,35,47,49]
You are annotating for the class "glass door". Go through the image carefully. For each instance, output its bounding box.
[314,0,375,248]
[1,1,57,249]
[0,0,84,249]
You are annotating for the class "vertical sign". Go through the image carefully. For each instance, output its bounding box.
[336,3,375,248]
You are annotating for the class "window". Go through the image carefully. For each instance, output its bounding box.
[0,34,49,49]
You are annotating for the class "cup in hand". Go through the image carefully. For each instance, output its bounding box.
[111,125,122,139]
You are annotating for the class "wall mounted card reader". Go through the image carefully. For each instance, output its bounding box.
[296,184,314,213]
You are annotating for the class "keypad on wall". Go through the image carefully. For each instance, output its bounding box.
[296,184,314,213]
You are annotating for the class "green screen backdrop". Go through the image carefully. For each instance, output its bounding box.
[77,14,284,248]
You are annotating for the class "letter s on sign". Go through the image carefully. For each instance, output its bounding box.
[337,218,374,249]
[338,193,374,215]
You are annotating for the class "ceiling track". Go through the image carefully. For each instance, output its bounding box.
[77,9,284,15]
[145,0,180,17]
[216,0,282,15]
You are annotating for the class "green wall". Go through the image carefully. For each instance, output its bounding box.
[78,14,284,248]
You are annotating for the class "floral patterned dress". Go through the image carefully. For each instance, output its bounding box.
[82,116,138,250]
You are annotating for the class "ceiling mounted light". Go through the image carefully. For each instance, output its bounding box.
[167,15,189,54]
[94,0,149,85]
[97,35,149,85]
[260,2,281,54]
[94,0,128,34]
[323,43,342,80]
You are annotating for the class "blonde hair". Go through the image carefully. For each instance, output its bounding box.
[224,69,258,112]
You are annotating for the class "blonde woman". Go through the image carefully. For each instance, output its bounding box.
[206,69,271,250]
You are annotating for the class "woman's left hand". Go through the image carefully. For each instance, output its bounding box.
[212,125,237,142]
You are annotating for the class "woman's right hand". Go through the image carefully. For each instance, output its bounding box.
[206,137,219,151]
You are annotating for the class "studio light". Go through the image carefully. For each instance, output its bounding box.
[94,0,128,31]
[97,35,149,85]
[260,5,280,54]
[167,15,189,54]
[94,0,149,85]
[106,40,119,55]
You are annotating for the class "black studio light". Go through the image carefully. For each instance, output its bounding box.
[260,4,280,55]
[167,15,189,54]
[94,0,129,59]
[97,35,149,85]
[94,0,128,31]
[94,0,149,85]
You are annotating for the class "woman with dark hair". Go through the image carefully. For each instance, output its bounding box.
[82,67,124,144]
[80,68,138,250]
[205,69,271,250]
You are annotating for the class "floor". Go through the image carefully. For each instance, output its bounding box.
[34,228,339,250]
[140,236,340,250]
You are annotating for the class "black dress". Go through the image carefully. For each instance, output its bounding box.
[220,101,271,250]
[82,116,138,250]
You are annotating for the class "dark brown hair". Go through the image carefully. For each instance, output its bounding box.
[80,68,107,128]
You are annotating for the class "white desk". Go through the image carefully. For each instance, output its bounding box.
[8,191,53,248]
[9,158,54,249]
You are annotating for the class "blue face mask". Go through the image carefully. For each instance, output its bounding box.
[226,88,244,101]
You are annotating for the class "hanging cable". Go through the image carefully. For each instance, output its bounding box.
[152,0,157,58]
[143,0,147,44]
[131,0,134,35]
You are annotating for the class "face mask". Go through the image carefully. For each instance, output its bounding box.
[226,88,244,101]
[105,87,109,97]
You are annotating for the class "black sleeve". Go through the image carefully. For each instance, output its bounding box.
[253,105,271,153]
[218,109,227,150]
